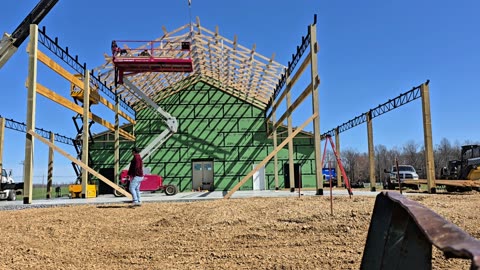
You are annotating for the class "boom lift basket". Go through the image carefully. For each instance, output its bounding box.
[111,40,193,84]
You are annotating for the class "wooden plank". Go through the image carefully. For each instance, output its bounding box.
[38,50,135,124]
[35,83,135,141]
[97,95,136,124]
[404,179,480,187]
[288,51,311,89]
[273,82,313,131]
[224,113,318,199]
[28,130,132,199]
[37,50,84,88]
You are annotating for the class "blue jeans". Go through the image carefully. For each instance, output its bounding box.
[129,176,144,203]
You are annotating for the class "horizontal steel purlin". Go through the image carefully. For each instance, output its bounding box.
[322,81,427,139]
[0,115,73,145]
[37,26,136,117]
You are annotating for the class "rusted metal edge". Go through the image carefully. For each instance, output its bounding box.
[383,192,480,269]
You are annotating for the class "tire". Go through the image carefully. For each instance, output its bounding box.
[113,182,129,197]
[7,190,16,201]
[387,183,395,190]
[164,185,177,196]
[446,185,457,192]
[113,190,126,197]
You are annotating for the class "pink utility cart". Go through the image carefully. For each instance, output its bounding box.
[113,170,177,197]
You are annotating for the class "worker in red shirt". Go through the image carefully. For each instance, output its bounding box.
[127,147,144,206]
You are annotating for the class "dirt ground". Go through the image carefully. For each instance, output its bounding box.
[0,190,478,270]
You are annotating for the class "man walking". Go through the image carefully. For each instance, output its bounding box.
[127,147,144,206]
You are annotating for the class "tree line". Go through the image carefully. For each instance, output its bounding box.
[327,138,480,183]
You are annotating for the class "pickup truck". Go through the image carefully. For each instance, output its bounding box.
[322,168,337,187]
[383,165,420,190]
[0,169,22,201]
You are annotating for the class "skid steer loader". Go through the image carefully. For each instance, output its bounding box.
[440,144,480,192]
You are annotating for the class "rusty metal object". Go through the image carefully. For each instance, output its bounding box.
[361,192,480,269]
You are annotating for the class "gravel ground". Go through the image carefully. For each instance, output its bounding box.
[0,190,477,270]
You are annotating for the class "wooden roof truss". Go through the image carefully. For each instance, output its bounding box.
[95,17,285,112]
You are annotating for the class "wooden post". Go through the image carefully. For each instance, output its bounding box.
[23,24,38,204]
[28,130,132,198]
[335,128,342,187]
[420,82,436,193]
[114,93,120,186]
[309,22,323,195]
[224,113,317,199]
[272,110,279,190]
[46,132,54,199]
[367,111,376,191]
[287,89,295,192]
[81,70,90,198]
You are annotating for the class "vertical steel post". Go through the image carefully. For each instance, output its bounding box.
[420,82,436,193]
[23,24,38,204]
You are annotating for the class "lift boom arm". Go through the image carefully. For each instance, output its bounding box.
[123,78,178,166]
[0,0,58,69]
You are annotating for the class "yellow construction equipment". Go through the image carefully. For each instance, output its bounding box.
[70,74,100,104]
[68,184,97,198]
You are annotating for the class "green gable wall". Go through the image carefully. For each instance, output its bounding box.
[90,81,318,192]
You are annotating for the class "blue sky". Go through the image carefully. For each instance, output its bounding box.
[0,0,479,183]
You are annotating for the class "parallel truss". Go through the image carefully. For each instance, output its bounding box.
[0,114,73,145]
[38,26,136,116]
[321,81,426,138]
[95,17,285,111]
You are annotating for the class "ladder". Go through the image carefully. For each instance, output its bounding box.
[322,135,353,197]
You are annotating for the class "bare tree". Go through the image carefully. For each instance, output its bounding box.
[356,153,369,181]
[342,148,359,183]
[401,140,421,168]
[375,144,389,182]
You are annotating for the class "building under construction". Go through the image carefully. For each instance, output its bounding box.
[90,20,319,193]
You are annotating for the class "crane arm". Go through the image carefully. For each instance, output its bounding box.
[0,0,58,69]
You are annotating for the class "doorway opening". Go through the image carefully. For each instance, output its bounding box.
[192,159,214,191]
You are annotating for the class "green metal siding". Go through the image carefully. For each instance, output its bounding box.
[90,81,317,191]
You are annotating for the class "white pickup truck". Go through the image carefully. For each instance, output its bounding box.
[384,165,420,190]
[0,169,20,201]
